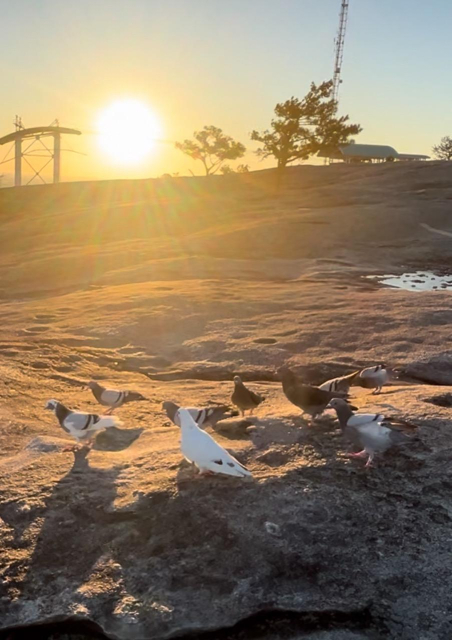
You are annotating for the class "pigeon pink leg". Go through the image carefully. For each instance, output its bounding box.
[365,454,375,468]
[345,450,367,459]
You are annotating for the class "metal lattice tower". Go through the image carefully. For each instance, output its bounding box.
[332,0,349,104]
[0,118,81,187]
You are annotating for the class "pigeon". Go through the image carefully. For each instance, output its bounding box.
[45,399,121,449]
[86,381,146,413]
[319,370,360,394]
[326,398,412,467]
[231,376,265,416]
[351,364,391,395]
[178,408,252,477]
[280,367,352,424]
[162,401,238,429]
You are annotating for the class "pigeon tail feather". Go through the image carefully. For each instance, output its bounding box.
[203,458,252,477]
[95,416,122,430]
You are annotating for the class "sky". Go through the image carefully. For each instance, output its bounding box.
[0,0,451,185]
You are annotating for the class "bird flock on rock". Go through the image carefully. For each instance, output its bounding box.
[45,363,414,476]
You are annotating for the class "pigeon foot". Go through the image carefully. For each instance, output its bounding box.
[345,450,367,459]
[63,444,82,452]
[196,469,215,477]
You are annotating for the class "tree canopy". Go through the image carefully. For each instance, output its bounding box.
[175,125,246,175]
[432,136,452,161]
[251,80,362,169]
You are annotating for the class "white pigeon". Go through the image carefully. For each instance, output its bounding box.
[178,408,252,477]
[352,364,391,395]
[45,399,121,449]
[327,398,412,467]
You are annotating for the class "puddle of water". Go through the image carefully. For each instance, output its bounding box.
[367,270,452,291]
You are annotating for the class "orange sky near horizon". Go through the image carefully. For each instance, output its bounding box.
[1,0,452,187]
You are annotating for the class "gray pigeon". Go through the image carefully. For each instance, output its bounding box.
[86,381,146,413]
[351,364,391,395]
[280,367,352,424]
[162,401,238,428]
[326,398,412,467]
[231,376,265,416]
[45,399,121,450]
[319,370,360,393]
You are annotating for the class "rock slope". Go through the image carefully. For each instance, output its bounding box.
[1,163,452,639]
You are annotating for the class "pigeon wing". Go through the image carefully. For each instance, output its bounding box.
[64,411,118,434]
[358,366,388,385]
[354,422,395,453]
[319,378,340,392]
[248,389,264,405]
[319,371,360,393]
[347,413,384,427]
[63,411,98,434]
[64,411,95,433]
[100,389,124,406]
[359,366,380,379]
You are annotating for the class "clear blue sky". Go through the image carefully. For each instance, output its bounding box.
[0,0,451,183]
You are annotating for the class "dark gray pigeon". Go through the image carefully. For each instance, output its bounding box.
[280,367,351,425]
[87,381,146,413]
[327,398,412,467]
[163,401,238,428]
[231,376,265,416]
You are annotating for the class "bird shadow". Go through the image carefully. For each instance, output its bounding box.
[212,419,253,441]
[93,426,144,451]
[17,447,123,609]
[367,388,406,397]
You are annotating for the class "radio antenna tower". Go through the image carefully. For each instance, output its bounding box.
[332,0,349,105]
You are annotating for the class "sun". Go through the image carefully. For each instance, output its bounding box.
[97,99,161,165]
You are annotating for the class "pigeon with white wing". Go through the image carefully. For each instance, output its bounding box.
[178,408,252,478]
[86,381,146,413]
[163,401,238,429]
[327,398,414,467]
[351,364,392,395]
[45,399,121,450]
[319,370,360,394]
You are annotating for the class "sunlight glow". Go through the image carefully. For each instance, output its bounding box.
[97,99,161,165]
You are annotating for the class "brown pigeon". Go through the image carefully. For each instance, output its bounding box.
[280,367,353,425]
[231,376,265,416]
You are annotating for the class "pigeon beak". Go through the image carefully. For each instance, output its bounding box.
[350,405,359,411]
[325,403,333,410]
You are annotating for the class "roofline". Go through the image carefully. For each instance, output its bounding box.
[397,153,430,159]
